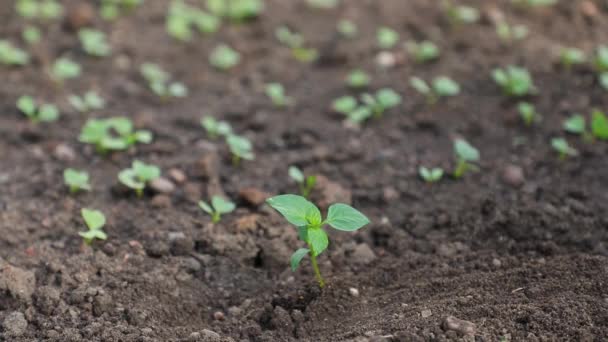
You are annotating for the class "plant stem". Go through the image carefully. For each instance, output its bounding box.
[308,245,325,288]
[212,212,220,223]
[453,159,467,178]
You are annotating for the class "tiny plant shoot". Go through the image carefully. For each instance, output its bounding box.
[167,1,219,42]
[206,0,263,22]
[453,139,480,178]
[201,116,232,139]
[0,40,30,66]
[492,66,536,97]
[265,83,293,107]
[68,91,105,113]
[226,134,255,165]
[346,69,370,89]
[444,1,480,25]
[419,167,444,183]
[22,26,41,45]
[289,166,316,198]
[496,22,528,42]
[79,209,107,245]
[410,76,460,104]
[266,194,370,288]
[64,168,91,194]
[16,0,63,20]
[78,29,111,57]
[594,46,608,91]
[79,117,152,153]
[377,27,399,49]
[551,138,578,160]
[209,44,240,70]
[405,40,440,63]
[140,63,188,99]
[118,160,161,197]
[337,19,357,38]
[560,48,586,70]
[16,95,59,123]
[198,196,236,223]
[518,102,541,126]
[101,0,143,20]
[275,26,319,63]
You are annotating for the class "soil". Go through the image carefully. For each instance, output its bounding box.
[1,0,608,341]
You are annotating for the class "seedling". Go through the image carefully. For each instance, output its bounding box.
[266,194,370,288]
[453,139,480,178]
[289,166,317,198]
[560,48,586,69]
[201,116,232,139]
[551,138,578,160]
[206,0,263,22]
[68,91,105,113]
[306,0,339,9]
[444,1,480,25]
[419,167,444,183]
[518,102,541,126]
[209,44,240,70]
[496,22,528,42]
[79,29,111,57]
[265,83,293,107]
[595,46,608,90]
[591,110,608,140]
[64,168,91,193]
[79,117,152,153]
[118,160,161,197]
[512,0,556,7]
[198,196,236,223]
[16,95,58,123]
[567,111,608,141]
[51,58,81,82]
[563,114,587,136]
[101,0,142,20]
[492,66,536,97]
[360,88,402,118]
[167,1,220,42]
[22,26,41,45]
[405,40,440,63]
[377,27,399,49]
[275,26,319,63]
[16,0,63,20]
[227,134,254,165]
[0,40,30,66]
[410,76,460,104]
[337,19,357,38]
[346,69,370,89]
[140,63,188,99]
[79,209,107,245]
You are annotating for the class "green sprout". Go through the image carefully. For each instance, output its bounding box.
[289,166,316,198]
[79,209,107,245]
[167,1,220,42]
[512,0,556,7]
[492,66,536,97]
[564,111,608,141]
[198,196,236,223]
[419,167,444,183]
[560,48,586,70]
[275,26,318,63]
[227,134,255,165]
[444,1,480,25]
[140,63,188,99]
[377,27,399,49]
[118,160,161,197]
[306,0,339,9]
[265,83,293,107]
[64,168,91,194]
[594,46,608,90]
[201,116,232,139]
[68,91,105,113]
[16,0,63,20]
[209,44,240,70]
[551,138,578,160]
[16,95,58,123]
[592,110,608,140]
[332,89,402,124]
[266,194,370,288]
[78,29,111,57]
[496,22,528,42]
[410,76,460,104]
[79,117,152,153]
[22,26,41,45]
[453,139,480,179]
[51,57,81,82]
[518,102,541,126]
[0,40,30,66]
[101,0,143,21]
[337,19,357,38]
[346,69,370,89]
[206,0,263,22]
[405,40,440,63]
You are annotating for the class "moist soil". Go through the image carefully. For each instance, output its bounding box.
[1,0,608,341]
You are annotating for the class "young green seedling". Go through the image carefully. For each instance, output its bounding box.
[361,88,402,118]
[16,95,58,123]
[79,208,107,245]
[118,160,161,197]
[265,83,293,107]
[206,0,263,22]
[593,46,608,90]
[201,116,232,139]
[209,44,240,70]
[275,26,319,63]
[289,166,317,198]
[410,76,460,104]
[444,1,480,25]
[591,110,608,140]
[496,22,528,42]
[51,57,81,82]
[306,0,339,9]
[551,137,578,160]
[79,117,152,153]
[492,66,536,97]
[512,0,556,7]
[419,166,444,183]
[16,0,63,20]
[78,29,111,57]
[337,19,357,38]
[227,134,255,165]
[405,40,440,63]
[266,194,370,288]
[346,69,370,89]
[140,63,188,99]
[453,139,480,178]
[22,26,41,45]
[0,40,30,66]
[518,102,541,126]
[64,168,91,193]
[560,48,586,70]
[377,27,399,49]
[101,0,143,21]
[167,1,220,42]
[198,196,236,223]
[68,91,105,113]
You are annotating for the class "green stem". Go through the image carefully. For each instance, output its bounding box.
[308,244,325,288]
[136,188,143,198]
[232,154,240,167]
[212,212,220,223]
[453,160,467,179]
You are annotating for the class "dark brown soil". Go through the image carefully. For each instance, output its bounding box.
[1,0,608,341]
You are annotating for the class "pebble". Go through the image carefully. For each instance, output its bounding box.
[349,287,360,297]
[149,177,176,194]
[443,316,476,336]
[53,143,76,162]
[168,232,194,255]
[213,311,225,321]
[502,165,525,188]
[168,168,187,184]
[65,2,94,30]
[3,311,28,337]
[235,214,260,232]
[580,1,598,18]
[151,194,172,208]
[145,241,170,258]
[375,51,397,68]
[239,187,271,207]
[351,244,376,264]
[421,309,432,318]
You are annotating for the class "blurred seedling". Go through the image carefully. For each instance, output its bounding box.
[101,0,143,21]
[198,196,236,223]
[51,57,81,82]
[79,209,107,245]
[22,26,41,44]
[563,110,608,141]
[443,1,480,25]
[118,160,161,197]
[17,95,58,123]
[209,44,241,70]
[496,22,528,42]
[410,76,460,104]
[16,0,62,20]
[227,134,255,165]
[332,89,402,124]
[64,168,91,193]
[512,0,556,7]
[265,83,294,107]
[140,63,188,99]
[346,69,370,89]
[266,194,370,288]
[419,167,444,183]
[518,102,541,126]
[79,29,111,57]
[79,117,152,153]
[337,19,357,38]
[594,46,608,90]
[405,40,440,63]
[206,0,263,22]
[551,138,578,160]
[201,116,232,139]
[289,166,316,198]
[377,27,399,49]
[492,66,536,97]
[306,0,339,9]
[275,26,319,63]
[560,48,586,70]
[167,1,219,42]
[453,139,480,179]
[68,91,105,113]
[0,40,30,66]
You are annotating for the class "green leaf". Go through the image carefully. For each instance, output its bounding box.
[212,196,236,214]
[563,114,586,134]
[377,27,399,49]
[81,208,106,231]
[198,201,213,214]
[132,160,160,182]
[325,203,370,231]
[118,169,145,190]
[17,95,36,116]
[376,88,402,108]
[410,77,430,95]
[307,228,328,256]
[454,139,480,162]
[288,166,305,183]
[432,77,460,97]
[290,248,310,271]
[266,194,321,227]
[332,96,357,114]
[38,104,58,122]
[64,168,90,191]
[591,110,608,140]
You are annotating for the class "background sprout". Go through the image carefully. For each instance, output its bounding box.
[518,102,540,126]
[166,1,220,42]
[332,96,357,114]
[591,110,608,140]
[275,26,318,63]
[346,69,370,89]
[453,139,480,178]
[377,27,399,49]
[101,0,143,20]
[52,57,81,81]
[361,88,402,118]
[64,169,91,193]
[551,138,578,159]
[289,166,316,198]
[560,48,586,69]
[562,114,592,142]
[266,194,370,288]
[140,63,188,99]
[68,91,105,113]
[595,46,608,72]
[445,1,480,25]
[22,26,41,45]
[0,40,30,66]
[405,40,440,63]
[118,160,161,197]
[419,167,444,183]
[492,66,536,97]
[410,76,460,103]
[209,44,240,70]
[198,196,236,223]
[201,116,232,139]
[79,29,111,57]
[227,134,255,165]
[16,0,63,20]
[512,0,557,7]
[16,95,59,123]
[79,117,152,153]
[337,19,357,38]
[306,0,339,9]
[206,0,263,22]
[265,83,293,107]
[79,209,107,245]
[496,22,528,42]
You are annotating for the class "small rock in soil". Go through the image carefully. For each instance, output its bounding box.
[53,143,76,162]
[239,187,271,207]
[65,2,94,30]
[421,309,432,318]
[502,164,525,188]
[443,316,476,336]
[168,232,194,255]
[349,287,360,297]
[181,257,202,273]
[235,214,260,232]
[375,51,397,68]
[145,240,170,258]
[213,311,225,321]
[3,311,28,337]
[314,175,352,209]
[0,263,36,303]
[351,244,376,264]
[168,168,187,184]
[270,306,294,333]
[151,194,172,208]
[34,286,61,315]
[149,177,176,194]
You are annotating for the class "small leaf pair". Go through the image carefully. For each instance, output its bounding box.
[198,196,236,223]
